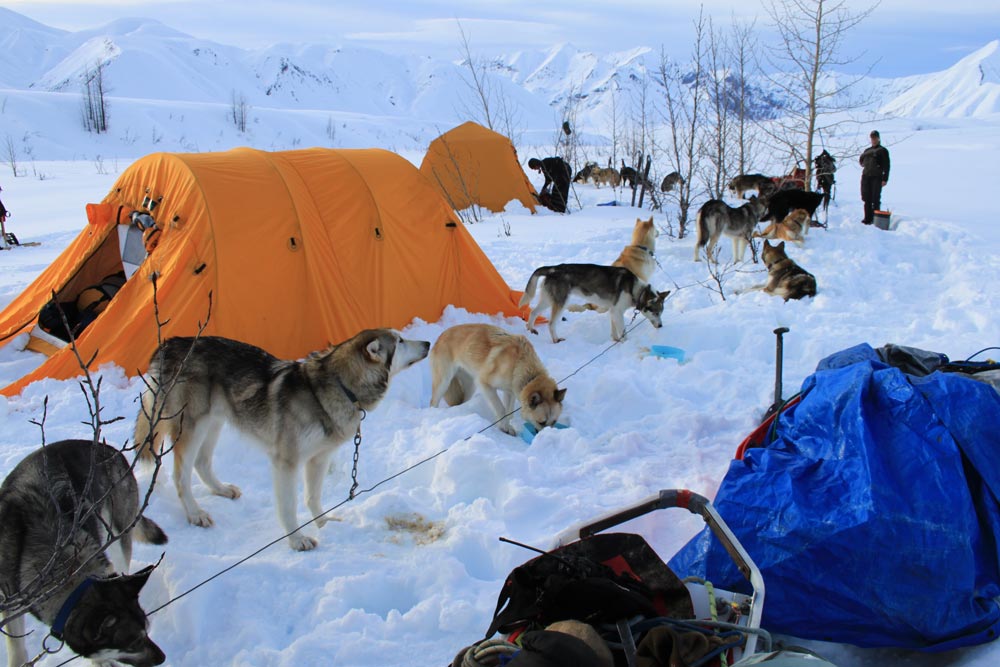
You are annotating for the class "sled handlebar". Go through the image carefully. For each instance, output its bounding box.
[562,488,765,654]
[574,490,757,583]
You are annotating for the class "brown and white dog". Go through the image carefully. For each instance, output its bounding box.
[612,216,659,282]
[738,240,817,301]
[429,324,566,436]
[592,167,621,188]
[754,208,809,245]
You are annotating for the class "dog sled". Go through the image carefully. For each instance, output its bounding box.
[770,166,806,192]
[454,488,838,667]
[670,334,1000,653]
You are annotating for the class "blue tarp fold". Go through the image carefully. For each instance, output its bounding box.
[669,343,1000,650]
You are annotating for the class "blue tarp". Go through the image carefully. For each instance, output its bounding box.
[669,343,1000,650]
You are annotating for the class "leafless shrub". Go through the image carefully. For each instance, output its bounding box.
[0,279,210,665]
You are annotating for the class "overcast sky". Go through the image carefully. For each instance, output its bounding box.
[4,0,999,77]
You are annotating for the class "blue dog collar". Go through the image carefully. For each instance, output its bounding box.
[50,577,96,640]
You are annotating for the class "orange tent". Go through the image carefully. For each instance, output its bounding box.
[0,147,523,396]
[420,121,538,214]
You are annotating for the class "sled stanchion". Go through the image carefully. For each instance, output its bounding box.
[767,327,790,417]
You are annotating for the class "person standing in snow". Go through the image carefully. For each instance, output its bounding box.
[859,130,890,225]
[528,157,572,213]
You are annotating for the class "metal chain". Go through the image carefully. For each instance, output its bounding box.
[348,407,366,500]
[22,634,67,666]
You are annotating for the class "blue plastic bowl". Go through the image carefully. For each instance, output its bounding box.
[520,421,570,444]
[649,345,687,362]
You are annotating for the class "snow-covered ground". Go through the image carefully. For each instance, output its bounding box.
[1,112,999,666]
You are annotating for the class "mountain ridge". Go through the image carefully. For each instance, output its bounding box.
[0,8,996,161]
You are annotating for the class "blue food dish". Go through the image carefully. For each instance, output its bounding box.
[520,421,570,444]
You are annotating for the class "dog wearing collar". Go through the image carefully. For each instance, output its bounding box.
[134,330,430,551]
[520,264,669,343]
[1,439,167,667]
[613,216,659,282]
[429,324,566,437]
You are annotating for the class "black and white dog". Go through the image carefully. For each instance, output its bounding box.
[519,264,669,343]
[1,440,167,667]
[693,196,768,263]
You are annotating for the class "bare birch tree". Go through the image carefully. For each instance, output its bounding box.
[0,279,207,665]
[762,0,878,187]
[455,20,522,145]
[657,9,708,239]
[701,16,733,199]
[82,60,109,134]
[230,90,250,133]
[728,17,763,177]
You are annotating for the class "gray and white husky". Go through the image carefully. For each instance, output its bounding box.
[518,264,669,343]
[693,196,767,262]
[134,329,430,551]
[1,439,167,667]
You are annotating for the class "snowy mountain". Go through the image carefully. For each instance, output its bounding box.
[0,7,784,160]
[880,40,1000,118]
[0,6,996,162]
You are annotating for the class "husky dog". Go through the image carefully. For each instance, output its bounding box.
[760,189,824,233]
[693,196,767,262]
[1,439,167,667]
[740,240,817,301]
[612,216,659,282]
[813,150,837,214]
[728,173,775,199]
[429,324,566,436]
[134,329,430,551]
[754,208,809,245]
[519,264,670,343]
[592,167,621,188]
[620,160,639,189]
[573,162,598,184]
[620,160,653,190]
[660,171,685,193]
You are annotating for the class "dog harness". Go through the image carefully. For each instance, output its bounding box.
[50,577,96,640]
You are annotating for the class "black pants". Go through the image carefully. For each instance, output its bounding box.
[541,177,570,213]
[861,177,883,224]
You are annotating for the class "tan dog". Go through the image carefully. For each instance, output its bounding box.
[754,208,808,245]
[738,240,817,301]
[612,216,658,282]
[592,166,621,188]
[429,323,566,436]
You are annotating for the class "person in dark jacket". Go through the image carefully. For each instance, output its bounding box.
[859,130,890,225]
[528,157,572,213]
